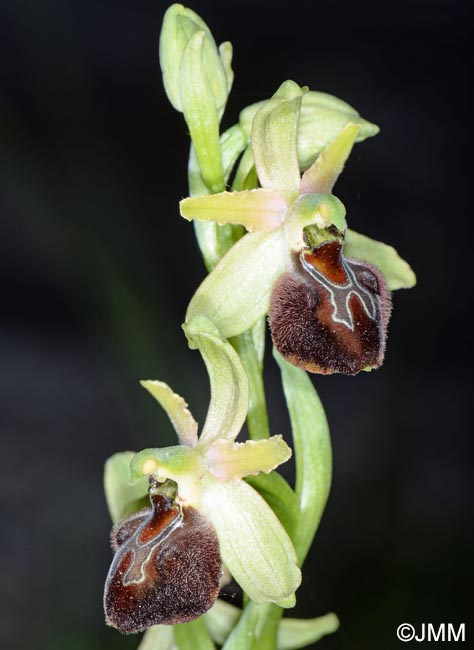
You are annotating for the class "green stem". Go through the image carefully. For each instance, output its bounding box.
[231,329,270,440]
[174,617,216,650]
[275,351,332,567]
[256,605,284,649]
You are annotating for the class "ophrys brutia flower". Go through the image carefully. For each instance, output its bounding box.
[103,316,300,633]
[180,81,416,374]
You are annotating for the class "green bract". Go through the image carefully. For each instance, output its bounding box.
[105,316,301,606]
[180,81,415,339]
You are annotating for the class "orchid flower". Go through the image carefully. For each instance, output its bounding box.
[180,81,416,374]
[103,315,301,633]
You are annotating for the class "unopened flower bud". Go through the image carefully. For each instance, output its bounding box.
[160,4,232,113]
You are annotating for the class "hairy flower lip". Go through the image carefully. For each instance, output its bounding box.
[268,240,393,375]
[104,476,222,633]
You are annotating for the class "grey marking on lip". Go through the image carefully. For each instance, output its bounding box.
[116,507,184,586]
[301,253,377,331]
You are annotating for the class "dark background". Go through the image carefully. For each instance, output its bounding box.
[1,1,472,648]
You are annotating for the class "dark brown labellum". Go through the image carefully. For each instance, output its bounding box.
[269,240,392,375]
[104,478,221,634]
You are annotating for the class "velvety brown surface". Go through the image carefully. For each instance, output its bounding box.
[104,494,221,634]
[269,244,392,375]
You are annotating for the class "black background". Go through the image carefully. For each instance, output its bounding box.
[1,1,472,649]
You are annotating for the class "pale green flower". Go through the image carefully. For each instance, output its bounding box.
[180,81,416,341]
[105,316,301,606]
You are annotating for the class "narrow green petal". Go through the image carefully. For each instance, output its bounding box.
[186,229,287,339]
[300,123,360,194]
[278,613,340,650]
[344,229,417,290]
[180,189,287,232]
[129,445,197,483]
[103,451,148,524]
[206,436,291,480]
[252,80,305,200]
[275,351,332,566]
[202,478,301,603]
[184,315,249,446]
[139,380,198,447]
[181,30,224,192]
[204,600,241,646]
[137,625,175,650]
[175,617,216,650]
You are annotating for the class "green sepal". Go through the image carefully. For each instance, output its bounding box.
[251,80,306,201]
[278,613,340,649]
[186,228,287,339]
[201,478,301,604]
[344,229,416,290]
[180,30,225,192]
[103,451,148,524]
[184,315,249,446]
[274,350,332,566]
[174,617,216,650]
[241,90,379,171]
[137,625,175,650]
[194,220,245,273]
[245,471,300,538]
